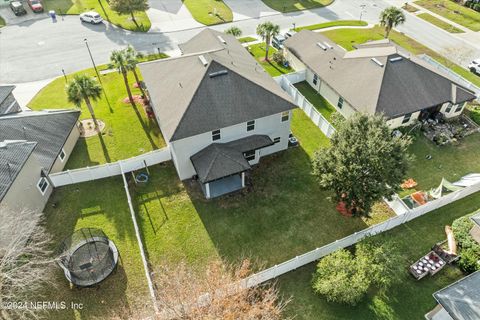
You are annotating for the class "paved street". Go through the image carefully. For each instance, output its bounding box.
[1,0,479,84]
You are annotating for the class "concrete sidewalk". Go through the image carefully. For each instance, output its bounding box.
[224,0,278,21]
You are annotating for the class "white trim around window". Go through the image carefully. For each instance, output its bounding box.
[59,148,66,162]
[37,177,49,195]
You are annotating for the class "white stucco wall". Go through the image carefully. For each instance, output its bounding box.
[284,48,306,72]
[169,112,292,180]
[50,124,80,173]
[387,111,421,128]
[440,101,466,119]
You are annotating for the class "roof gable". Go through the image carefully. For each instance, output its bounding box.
[0,85,15,104]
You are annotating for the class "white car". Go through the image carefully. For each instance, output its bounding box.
[469,59,480,75]
[80,11,103,24]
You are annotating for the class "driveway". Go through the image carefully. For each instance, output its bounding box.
[146,0,202,32]
[223,0,279,21]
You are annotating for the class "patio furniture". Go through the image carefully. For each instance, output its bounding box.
[410,251,446,280]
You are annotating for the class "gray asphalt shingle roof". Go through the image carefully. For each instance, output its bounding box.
[0,110,80,172]
[284,30,476,118]
[471,212,480,228]
[0,85,15,104]
[139,29,297,142]
[0,141,37,201]
[433,270,480,320]
[191,135,273,183]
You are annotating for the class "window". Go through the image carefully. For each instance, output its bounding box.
[313,74,318,85]
[59,149,66,162]
[454,103,464,113]
[445,103,453,113]
[244,150,255,161]
[337,97,344,109]
[273,137,281,144]
[247,120,255,132]
[212,129,221,141]
[402,113,412,124]
[37,177,49,195]
[281,111,289,122]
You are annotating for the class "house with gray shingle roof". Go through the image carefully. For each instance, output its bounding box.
[0,110,80,212]
[0,85,21,115]
[140,29,297,199]
[284,30,476,128]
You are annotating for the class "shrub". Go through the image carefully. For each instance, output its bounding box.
[452,214,479,250]
[329,111,345,128]
[272,51,286,65]
[458,247,480,273]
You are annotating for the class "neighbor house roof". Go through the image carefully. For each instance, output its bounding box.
[284,31,476,119]
[0,85,15,104]
[191,135,273,183]
[139,29,297,142]
[471,211,480,228]
[0,110,80,172]
[0,85,21,115]
[0,140,37,201]
[433,270,480,320]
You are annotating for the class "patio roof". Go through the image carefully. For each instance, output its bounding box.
[191,135,273,183]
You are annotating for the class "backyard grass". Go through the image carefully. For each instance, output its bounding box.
[321,25,480,87]
[417,12,464,33]
[238,36,257,43]
[294,20,368,32]
[183,0,233,25]
[278,191,480,319]
[261,0,333,12]
[41,177,152,319]
[247,43,293,77]
[28,64,166,169]
[294,81,336,121]
[45,0,150,31]
[415,0,480,31]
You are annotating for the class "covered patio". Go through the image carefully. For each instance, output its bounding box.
[191,135,273,199]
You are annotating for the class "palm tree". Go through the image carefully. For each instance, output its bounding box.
[379,7,406,38]
[110,49,135,106]
[66,74,102,129]
[256,21,280,61]
[125,45,146,97]
[225,26,242,37]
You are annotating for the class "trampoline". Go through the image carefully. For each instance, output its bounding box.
[57,228,119,287]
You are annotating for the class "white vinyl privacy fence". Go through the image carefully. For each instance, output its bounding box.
[49,147,171,187]
[243,176,480,288]
[275,71,336,138]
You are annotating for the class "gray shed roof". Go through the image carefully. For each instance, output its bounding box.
[433,270,480,320]
[284,31,476,118]
[0,110,80,172]
[0,85,15,104]
[191,135,273,183]
[139,29,297,142]
[0,141,37,201]
[471,212,480,227]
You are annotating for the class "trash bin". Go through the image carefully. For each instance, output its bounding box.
[49,10,56,20]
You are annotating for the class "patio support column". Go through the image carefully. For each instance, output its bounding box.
[205,183,211,199]
[241,172,245,188]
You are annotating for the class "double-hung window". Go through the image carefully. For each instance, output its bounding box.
[445,103,453,113]
[59,149,66,162]
[313,74,318,86]
[337,97,344,109]
[212,129,221,141]
[244,150,255,161]
[247,120,255,132]
[37,177,49,195]
[273,137,281,144]
[281,111,289,122]
[402,113,412,124]
[454,103,464,113]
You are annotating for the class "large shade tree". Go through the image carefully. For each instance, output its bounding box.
[66,74,102,129]
[109,0,148,29]
[256,21,280,61]
[379,6,406,38]
[110,49,135,107]
[312,113,412,217]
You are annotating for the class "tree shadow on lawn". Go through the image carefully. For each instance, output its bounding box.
[185,145,370,268]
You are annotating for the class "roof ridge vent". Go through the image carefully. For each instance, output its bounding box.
[323,41,333,49]
[371,57,384,67]
[389,56,403,63]
[217,35,227,44]
[209,70,228,78]
[316,42,327,51]
[198,55,208,67]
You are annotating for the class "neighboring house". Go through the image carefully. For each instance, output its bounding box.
[283,31,477,128]
[140,29,297,199]
[425,270,480,320]
[0,85,21,115]
[0,110,81,212]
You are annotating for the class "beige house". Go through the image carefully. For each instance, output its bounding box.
[0,110,80,212]
[284,31,477,128]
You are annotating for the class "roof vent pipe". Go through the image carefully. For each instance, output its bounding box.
[316,42,327,51]
[198,55,208,67]
[370,58,384,67]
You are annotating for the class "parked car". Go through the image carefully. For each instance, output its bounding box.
[469,59,480,75]
[272,34,286,50]
[79,11,103,24]
[9,1,27,16]
[288,132,299,147]
[27,0,43,13]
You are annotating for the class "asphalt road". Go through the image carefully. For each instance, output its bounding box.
[0,0,479,84]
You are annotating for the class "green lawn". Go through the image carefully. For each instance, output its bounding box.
[42,177,152,319]
[415,0,480,31]
[295,20,368,32]
[247,43,293,77]
[45,0,150,31]
[261,0,333,12]
[321,25,480,87]
[0,16,5,28]
[278,191,480,319]
[294,81,336,121]
[417,12,464,33]
[183,0,233,25]
[238,36,257,43]
[29,64,166,169]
